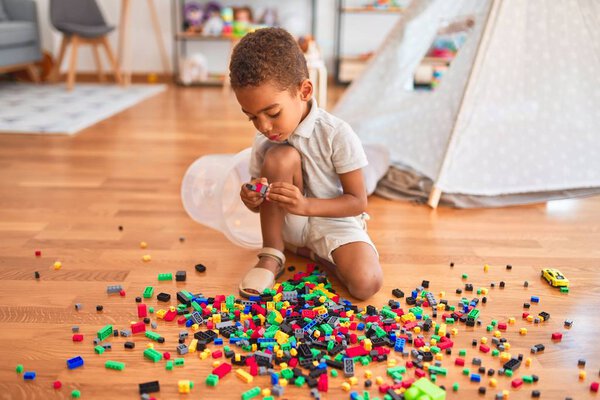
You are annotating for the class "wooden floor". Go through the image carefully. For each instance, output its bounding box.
[0,84,599,399]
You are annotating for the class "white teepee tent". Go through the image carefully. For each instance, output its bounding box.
[334,0,600,208]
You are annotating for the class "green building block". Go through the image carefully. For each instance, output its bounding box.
[94,345,105,354]
[241,386,261,400]
[143,286,154,298]
[404,378,446,400]
[462,368,469,375]
[148,307,154,313]
[97,324,113,341]
[523,375,534,383]
[166,361,173,370]
[462,274,468,279]
[428,366,447,376]
[505,369,513,377]
[331,369,338,377]
[560,286,569,293]
[105,360,125,371]
[295,376,305,386]
[459,349,466,356]
[158,273,172,281]
[143,348,162,362]
[16,364,23,374]
[281,368,294,380]
[71,389,81,398]
[206,374,219,386]
[174,358,185,367]
[491,349,500,357]
[263,397,274,400]
[453,382,459,391]
[145,331,162,342]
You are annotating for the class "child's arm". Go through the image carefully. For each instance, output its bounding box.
[267,169,367,217]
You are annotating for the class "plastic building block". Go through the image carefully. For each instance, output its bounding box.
[143,286,154,298]
[71,389,81,398]
[67,356,84,370]
[404,378,445,400]
[241,386,261,400]
[16,364,24,373]
[157,292,171,302]
[245,183,268,197]
[158,273,173,281]
[344,358,355,377]
[145,331,164,343]
[23,372,36,380]
[178,380,194,393]
[236,368,254,383]
[139,381,160,394]
[53,380,62,389]
[97,324,113,341]
[195,264,206,272]
[34,271,40,279]
[144,348,162,362]
[106,285,123,294]
[94,345,105,354]
[176,271,187,282]
[105,360,125,371]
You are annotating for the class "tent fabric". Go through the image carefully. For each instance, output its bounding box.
[334,0,600,207]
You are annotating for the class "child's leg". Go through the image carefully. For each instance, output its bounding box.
[332,242,382,300]
[255,144,303,274]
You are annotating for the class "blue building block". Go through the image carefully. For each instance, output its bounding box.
[23,372,36,380]
[214,338,223,345]
[395,338,406,352]
[470,373,481,383]
[271,372,279,385]
[67,356,84,370]
[531,296,540,303]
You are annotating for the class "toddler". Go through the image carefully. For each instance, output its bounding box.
[230,28,382,300]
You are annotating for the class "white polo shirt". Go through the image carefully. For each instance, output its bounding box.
[249,98,368,199]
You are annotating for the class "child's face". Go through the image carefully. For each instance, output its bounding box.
[234,80,312,143]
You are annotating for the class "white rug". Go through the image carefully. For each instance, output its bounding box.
[0,83,166,135]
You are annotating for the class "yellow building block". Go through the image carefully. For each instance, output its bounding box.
[525,358,532,367]
[235,368,253,384]
[375,376,384,385]
[493,330,502,338]
[520,328,528,335]
[348,377,358,385]
[499,352,511,362]
[279,378,288,387]
[489,378,497,387]
[439,291,445,298]
[156,309,167,319]
[451,328,459,336]
[579,370,586,380]
[290,348,298,357]
[262,389,271,396]
[189,339,198,353]
[508,317,516,324]
[364,370,372,379]
[341,382,351,391]
[273,293,282,303]
[480,337,488,344]
[414,327,421,334]
[212,314,221,324]
[435,353,443,361]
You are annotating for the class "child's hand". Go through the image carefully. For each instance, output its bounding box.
[267,182,309,215]
[240,177,268,212]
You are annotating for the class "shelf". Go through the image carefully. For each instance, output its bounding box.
[342,7,405,14]
[175,33,240,42]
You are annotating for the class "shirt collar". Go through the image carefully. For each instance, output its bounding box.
[292,97,318,139]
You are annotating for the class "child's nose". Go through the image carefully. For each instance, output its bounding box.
[258,120,272,134]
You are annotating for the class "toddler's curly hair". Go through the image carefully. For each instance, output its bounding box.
[229,28,308,92]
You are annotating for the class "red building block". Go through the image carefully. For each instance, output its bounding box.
[163,352,171,360]
[72,334,84,342]
[317,373,328,392]
[212,350,223,359]
[498,322,507,330]
[138,304,147,318]
[131,321,146,334]
[35,250,42,257]
[455,358,465,366]
[590,382,599,392]
[479,344,490,353]
[511,378,523,388]
[551,332,563,341]
[212,363,232,379]
[53,380,62,389]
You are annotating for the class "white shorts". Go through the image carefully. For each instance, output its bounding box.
[282,213,379,264]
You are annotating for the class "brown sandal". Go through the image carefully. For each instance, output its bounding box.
[238,247,286,298]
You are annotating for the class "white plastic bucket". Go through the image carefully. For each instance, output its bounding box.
[181,147,262,249]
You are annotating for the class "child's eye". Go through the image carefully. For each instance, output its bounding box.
[268,112,281,119]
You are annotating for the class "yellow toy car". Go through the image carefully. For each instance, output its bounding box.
[541,268,569,287]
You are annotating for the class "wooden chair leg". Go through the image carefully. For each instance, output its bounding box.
[92,42,106,83]
[67,35,80,91]
[25,64,41,83]
[101,37,123,86]
[51,35,70,82]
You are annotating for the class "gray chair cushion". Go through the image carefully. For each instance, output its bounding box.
[0,1,8,21]
[0,21,36,47]
[54,22,114,38]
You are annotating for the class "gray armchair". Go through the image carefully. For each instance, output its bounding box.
[0,0,42,81]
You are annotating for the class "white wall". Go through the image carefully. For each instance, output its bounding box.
[36,0,398,75]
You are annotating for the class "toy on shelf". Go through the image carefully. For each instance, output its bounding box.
[541,268,569,288]
[202,2,224,36]
[221,7,234,36]
[233,6,253,37]
[183,2,204,33]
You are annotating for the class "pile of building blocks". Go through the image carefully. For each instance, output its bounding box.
[17,260,598,399]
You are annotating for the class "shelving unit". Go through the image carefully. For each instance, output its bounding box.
[172,0,317,86]
[334,1,404,84]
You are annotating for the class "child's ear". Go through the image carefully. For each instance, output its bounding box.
[298,79,313,101]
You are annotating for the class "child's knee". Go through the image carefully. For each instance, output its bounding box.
[347,267,383,300]
[263,145,301,171]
